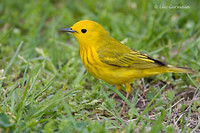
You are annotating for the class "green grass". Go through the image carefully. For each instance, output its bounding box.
[0,0,200,132]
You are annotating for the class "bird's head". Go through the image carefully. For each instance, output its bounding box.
[60,20,109,48]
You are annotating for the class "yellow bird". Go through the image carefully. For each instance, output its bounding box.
[61,20,194,113]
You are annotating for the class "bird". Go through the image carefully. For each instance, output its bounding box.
[60,20,194,114]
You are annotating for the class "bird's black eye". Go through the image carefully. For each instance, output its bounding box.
[81,29,87,33]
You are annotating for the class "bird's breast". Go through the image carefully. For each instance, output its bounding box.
[80,47,104,79]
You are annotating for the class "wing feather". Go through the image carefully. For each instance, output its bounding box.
[97,44,167,69]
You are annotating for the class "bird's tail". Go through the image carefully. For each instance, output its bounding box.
[166,65,195,73]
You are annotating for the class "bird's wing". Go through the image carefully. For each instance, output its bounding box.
[97,44,167,69]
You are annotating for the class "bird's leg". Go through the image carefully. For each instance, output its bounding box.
[120,83,132,115]
[112,85,122,99]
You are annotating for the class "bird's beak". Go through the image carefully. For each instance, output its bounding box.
[60,28,76,33]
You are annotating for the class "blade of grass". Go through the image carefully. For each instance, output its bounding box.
[15,64,42,125]
[187,74,199,90]
[101,89,125,126]
[18,64,29,103]
[0,41,23,88]
[107,84,139,117]
[33,76,55,100]
[63,101,76,127]
[0,28,13,41]
[137,84,167,124]
[181,102,192,133]
[191,119,200,133]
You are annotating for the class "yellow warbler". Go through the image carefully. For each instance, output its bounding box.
[61,20,194,113]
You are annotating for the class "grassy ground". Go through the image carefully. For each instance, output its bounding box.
[0,0,200,132]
